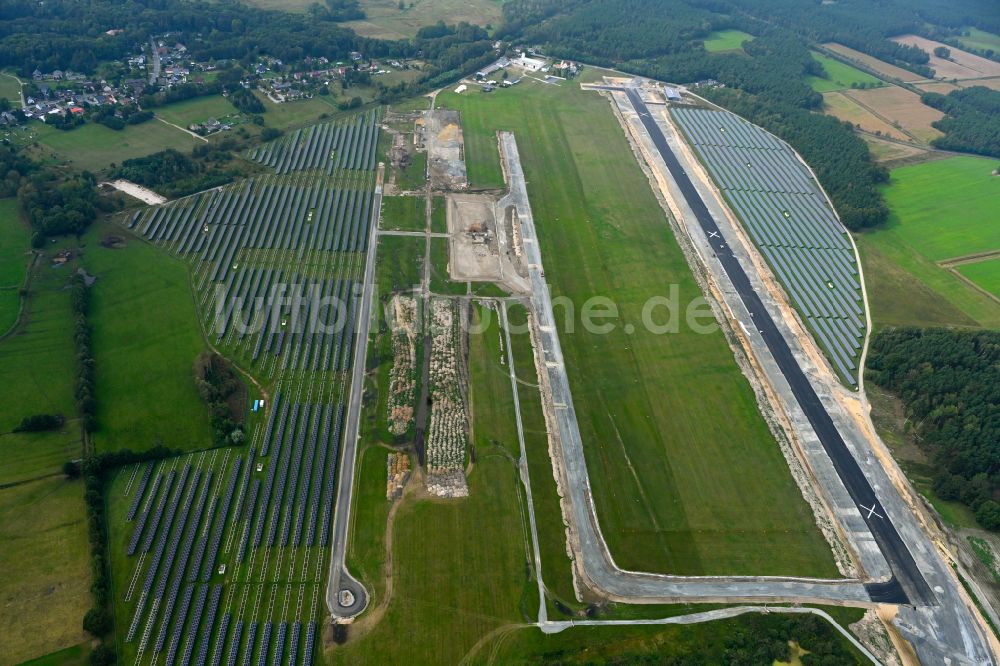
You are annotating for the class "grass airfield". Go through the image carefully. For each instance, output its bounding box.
[435,73,836,577]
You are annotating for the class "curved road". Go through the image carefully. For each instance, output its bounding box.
[326,172,383,619]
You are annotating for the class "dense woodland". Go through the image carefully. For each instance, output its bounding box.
[510,3,890,228]
[867,328,1000,530]
[922,87,1000,158]
[110,141,253,198]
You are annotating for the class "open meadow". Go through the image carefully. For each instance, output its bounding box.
[855,156,1000,328]
[342,0,503,40]
[435,74,837,576]
[0,198,29,334]
[155,95,241,129]
[702,29,753,53]
[958,28,1000,53]
[957,258,1000,301]
[806,52,883,92]
[379,195,425,232]
[337,299,535,663]
[81,220,214,454]
[861,136,929,164]
[0,236,90,664]
[0,477,92,665]
[31,121,200,174]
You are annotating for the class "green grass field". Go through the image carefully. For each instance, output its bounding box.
[255,93,339,131]
[957,257,1000,300]
[502,302,579,608]
[0,477,92,664]
[855,156,1000,328]
[81,221,214,453]
[334,454,535,664]
[341,0,503,40]
[877,157,1000,261]
[0,240,80,437]
[703,29,754,53]
[429,236,467,295]
[806,52,884,92]
[0,71,22,101]
[435,74,836,576]
[394,149,427,191]
[379,194,425,232]
[0,197,30,333]
[431,196,447,233]
[957,27,1000,53]
[31,120,200,173]
[375,234,424,296]
[155,95,239,128]
[0,234,90,664]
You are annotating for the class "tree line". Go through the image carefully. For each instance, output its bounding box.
[78,445,179,666]
[867,327,1000,530]
[71,273,97,433]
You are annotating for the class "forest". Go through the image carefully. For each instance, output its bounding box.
[867,328,1000,530]
[513,4,889,228]
[110,140,253,198]
[922,87,1000,158]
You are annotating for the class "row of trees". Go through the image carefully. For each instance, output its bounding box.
[867,327,1000,530]
[78,445,178,665]
[91,104,154,131]
[922,86,1000,158]
[71,274,97,433]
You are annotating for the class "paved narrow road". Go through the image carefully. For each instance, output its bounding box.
[326,170,383,619]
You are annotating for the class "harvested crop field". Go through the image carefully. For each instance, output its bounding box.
[821,43,923,82]
[916,81,962,94]
[821,92,908,141]
[891,35,1000,80]
[960,77,1000,91]
[842,87,944,144]
[861,136,929,164]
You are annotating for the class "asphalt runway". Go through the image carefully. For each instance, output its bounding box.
[623,88,932,606]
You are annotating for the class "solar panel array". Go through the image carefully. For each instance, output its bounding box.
[671,107,864,383]
[127,110,379,381]
[115,109,382,665]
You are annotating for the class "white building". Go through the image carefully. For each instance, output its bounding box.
[511,55,546,71]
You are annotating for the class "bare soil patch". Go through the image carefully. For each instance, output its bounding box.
[424,109,468,191]
[891,35,1000,80]
[447,194,502,281]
